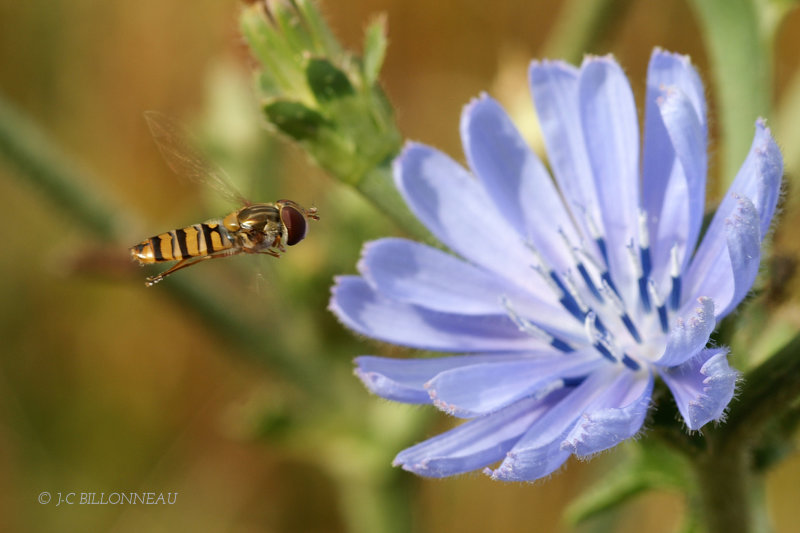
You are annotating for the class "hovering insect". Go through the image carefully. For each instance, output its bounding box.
[130,111,319,287]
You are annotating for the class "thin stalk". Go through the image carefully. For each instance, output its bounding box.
[542,0,635,62]
[692,446,754,533]
[687,0,772,187]
[0,95,120,241]
[355,162,432,243]
[0,94,328,393]
[717,330,800,451]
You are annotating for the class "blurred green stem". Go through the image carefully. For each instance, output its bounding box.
[0,95,120,241]
[542,0,634,62]
[774,65,800,182]
[719,330,800,451]
[687,0,772,188]
[692,447,756,533]
[666,330,800,533]
[0,93,328,393]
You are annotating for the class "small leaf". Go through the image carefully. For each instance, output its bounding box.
[263,99,327,141]
[306,57,354,103]
[363,14,388,86]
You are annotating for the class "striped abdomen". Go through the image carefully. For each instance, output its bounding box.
[130,221,235,264]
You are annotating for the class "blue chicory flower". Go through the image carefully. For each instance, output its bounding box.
[329,49,783,481]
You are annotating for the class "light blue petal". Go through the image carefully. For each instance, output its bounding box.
[358,238,571,322]
[528,60,603,256]
[654,296,715,367]
[355,353,536,404]
[578,56,641,303]
[642,51,706,281]
[682,195,762,319]
[728,120,783,236]
[488,367,619,481]
[660,348,739,430]
[720,197,762,316]
[460,94,579,272]
[426,354,602,418]
[685,121,782,306]
[359,238,509,314]
[393,143,555,298]
[649,86,708,288]
[330,276,544,352]
[395,392,569,478]
[564,369,653,456]
[642,48,708,281]
[646,49,707,134]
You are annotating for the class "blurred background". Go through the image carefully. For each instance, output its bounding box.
[1,1,799,532]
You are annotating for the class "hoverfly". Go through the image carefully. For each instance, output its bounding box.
[130,112,318,287]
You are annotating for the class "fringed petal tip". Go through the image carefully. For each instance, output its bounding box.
[655,296,715,367]
[579,53,617,68]
[353,358,430,404]
[651,47,692,63]
[661,348,740,431]
[528,58,577,73]
[562,373,654,457]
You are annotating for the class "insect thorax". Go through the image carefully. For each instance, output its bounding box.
[233,204,284,251]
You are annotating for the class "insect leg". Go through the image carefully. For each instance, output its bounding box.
[250,249,281,258]
[144,251,238,286]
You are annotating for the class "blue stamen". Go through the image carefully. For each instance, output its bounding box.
[595,236,609,266]
[577,262,603,300]
[639,244,653,312]
[600,271,621,300]
[640,246,652,278]
[551,338,575,353]
[670,275,681,310]
[638,278,652,312]
[622,354,640,370]
[501,295,575,353]
[562,375,586,387]
[657,304,669,333]
[620,313,643,343]
[550,271,584,321]
[594,341,617,362]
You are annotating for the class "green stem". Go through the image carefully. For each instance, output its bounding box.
[717,331,800,450]
[541,0,635,62]
[685,331,800,533]
[0,94,120,242]
[355,161,434,243]
[774,65,800,180]
[687,0,772,187]
[692,446,754,533]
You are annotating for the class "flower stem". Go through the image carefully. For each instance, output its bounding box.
[355,162,433,243]
[688,331,800,533]
[542,0,634,63]
[720,330,800,450]
[692,446,754,533]
[687,0,772,187]
[0,94,121,242]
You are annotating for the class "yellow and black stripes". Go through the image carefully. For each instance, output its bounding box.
[130,221,233,264]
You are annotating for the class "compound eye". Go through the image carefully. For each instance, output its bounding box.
[281,205,307,246]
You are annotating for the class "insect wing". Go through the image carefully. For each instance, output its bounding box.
[143,111,249,206]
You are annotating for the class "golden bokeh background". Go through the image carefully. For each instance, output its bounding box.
[1,1,799,532]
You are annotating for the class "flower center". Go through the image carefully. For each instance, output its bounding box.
[504,208,684,370]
